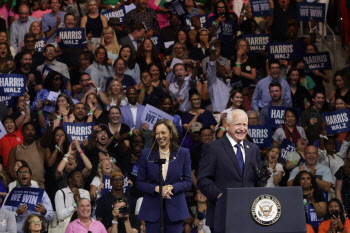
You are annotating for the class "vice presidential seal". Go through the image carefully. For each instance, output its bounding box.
[251,194,281,225]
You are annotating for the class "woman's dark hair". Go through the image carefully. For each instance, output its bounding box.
[291,58,305,69]
[118,45,136,69]
[87,126,109,151]
[286,67,300,86]
[84,92,98,107]
[136,38,159,61]
[213,0,229,19]
[48,127,70,160]
[307,44,319,53]
[55,92,74,113]
[326,198,346,224]
[284,107,299,123]
[23,214,46,233]
[15,160,29,167]
[189,88,200,100]
[1,116,16,129]
[267,146,281,160]
[175,29,192,51]
[108,106,121,118]
[94,45,110,71]
[225,89,244,109]
[332,70,350,88]
[148,62,165,80]
[113,57,127,69]
[151,119,179,152]
[44,71,64,91]
[292,171,318,191]
[0,42,12,60]
[196,28,210,44]
[158,95,175,115]
[240,18,260,34]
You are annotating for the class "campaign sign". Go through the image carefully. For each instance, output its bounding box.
[35,38,47,52]
[268,42,296,61]
[279,139,295,163]
[322,109,350,135]
[57,28,86,48]
[101,6,126,24]
[250,0,273,17]
[306,203,324,228]
[43,91,59,113]
[42,65,68,88]
[164,0,187,16]
[140,104,174,130]
[0,74,26,97]
[248,125,272,148]
[183,14,208,30]
[0,122,6,140]
[243,33,271,52]
[297,2,326,22]
[267,106,289,128]
[303,52,331,72]
[4,187,44,211]
[150,33,161,53]
[101,175,112,195]
[63,122,95,144]
[0,96,14,107]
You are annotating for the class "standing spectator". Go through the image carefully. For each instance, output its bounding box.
[0,43,15,74]
[137,70,165,107]
[8,160,39,192]
[221,90,245,115]
[2,165,54,233]
[148,62,168,92]
[42,0,66,42]
[119,23,145,56]
[78,51,101,89]
[124,0,160,37]
[65,198,107,233]
[285,137,308,171]
[92,46,115,88]
[105,58,137,91]
[120,87,145,130]
[329,70,350,106]
[160,15,186,43]
[136,38,162,74]
[271,0,297,42]
[190,28,210,62]
[107,197,138,233]
[103,79,128,110]
[10,4,39,52]
[118,45,140,83]
[31,0,52,22]
[266,147,284,187]
[99,27,121,62]
[251,60,292,111]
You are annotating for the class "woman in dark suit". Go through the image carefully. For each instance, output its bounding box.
[136,119,192,233]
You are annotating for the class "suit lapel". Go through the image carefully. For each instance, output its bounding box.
[164,151,177,183]
[222,136,243,178]
[126,105,135,128]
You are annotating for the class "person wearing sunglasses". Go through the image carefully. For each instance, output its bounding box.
[23,214,45,233]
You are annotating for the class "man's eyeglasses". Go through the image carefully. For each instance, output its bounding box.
[18,171,30,176]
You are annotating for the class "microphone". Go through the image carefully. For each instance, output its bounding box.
[251,162,266,187]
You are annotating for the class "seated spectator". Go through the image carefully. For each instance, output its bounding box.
[22,214,45,233]
[136,38,162,74]
[119,23,145,56]
[119,45,141,84]
[99,27,121,62]
[8,160,39,192]
[288,145,333,193]
[148,62,169,92]
[266,147,284,187]
[55,139,92,190]
[251,60,292,111]
[137,70,165,107]
[318,198,350,233]
[292,171,327,231]
[65,198,107,233]
[120,87,145,130]
[0,116,24,168]
[107,197,138,233]
[41,0,66,42]
[105,58,136,92]
[189,28,210,62]
[272,108,307,145]
[286,67,313,113]
[3,165,54,233]
[0,42,15,74]
[285,137,308,171]
[96,172,127,229]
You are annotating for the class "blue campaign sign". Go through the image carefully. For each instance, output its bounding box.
[250,0,273,17]
[57,28,87,48]
[0,74,26,97]
[63,122,95,144]
[248,125,272,148]
[322,109,350,135]
[101,6,126,24]
[280,139,295,163]
[35,38,46,52]
[268,42,296,61]
[183,14,208,30]
[243,33,271,52]
[164,0,187,16]
[0,96,14,107]
[303,52,331,72]
[305,203,324,228]
[297,2,326,22]
[42,65,69,88]
[150,33,161,53]
[4,187,44,211]
[101,175,112,195]
[267,106,289,128]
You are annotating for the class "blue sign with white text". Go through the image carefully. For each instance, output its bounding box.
[150,34,161,53]
[248,125,272,148]
[0,74,26,97]
[63,122,95,144]
[102,6,126,24]
[4,187,44,211]
[280,139,295,163]
[268,42,297,61]
[322,109,350,135]
[267,106,289,128]
[297,2,326,22]
[35,38,46,52]
[250,0,273,17]
[303,52,331,72]
[164,0,187,16]
[57,28,87,48]
[243,33,271,52]
[101,175,112,195]
[183,14,208,30]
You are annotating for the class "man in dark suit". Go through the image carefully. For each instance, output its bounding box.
[197,109,262,232]
[119,23,145,55]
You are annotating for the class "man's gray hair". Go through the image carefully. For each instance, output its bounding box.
[227,109,248,124]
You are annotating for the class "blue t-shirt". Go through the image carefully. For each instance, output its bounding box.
[42,11,66,42]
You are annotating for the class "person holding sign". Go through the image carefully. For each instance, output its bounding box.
[136,119,192,233]
[285,137,308,171]
[318,198,350,233]
[3,165,54,233]
[90,158,115,203]
[292,171,327,232]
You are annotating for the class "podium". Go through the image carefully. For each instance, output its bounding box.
[214,187,306,233]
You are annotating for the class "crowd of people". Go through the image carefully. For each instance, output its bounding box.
[0,0,349,232]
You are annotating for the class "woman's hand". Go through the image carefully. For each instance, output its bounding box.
[141,122,150,132]
[73,138,82,152]
[60,105,69,116]
[196,109,205,116]
[36,100,43,112]
[305,188,314,203]
[98,183,104,194]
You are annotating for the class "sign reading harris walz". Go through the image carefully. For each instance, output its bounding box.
[57,28,87,48]
[268,42,296,61]
[322,109,350,135]
[303,52,332,72]
[243,34,271,52]
[0,74,26,96]
[297,2,326,22]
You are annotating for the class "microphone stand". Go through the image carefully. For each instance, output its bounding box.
[154,159,166,233]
